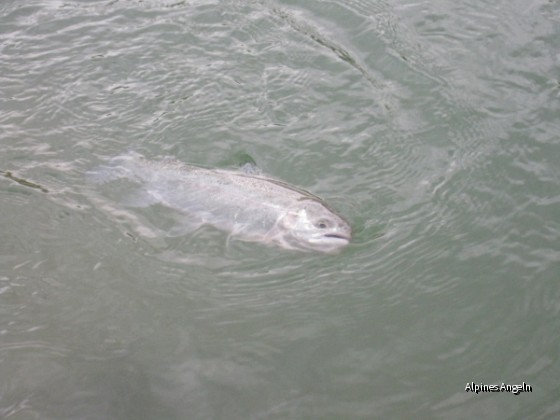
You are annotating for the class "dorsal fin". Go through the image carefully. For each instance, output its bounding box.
[240,162,262,175]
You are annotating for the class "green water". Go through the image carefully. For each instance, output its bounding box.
[1,0,558,418]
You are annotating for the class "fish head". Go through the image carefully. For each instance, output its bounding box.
[280,199,352,253]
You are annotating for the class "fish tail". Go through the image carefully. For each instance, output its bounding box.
[85,151,143,184]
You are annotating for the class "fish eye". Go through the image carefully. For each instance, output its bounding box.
[317,220,329,229]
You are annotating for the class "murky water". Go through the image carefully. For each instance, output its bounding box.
[1,0,558,418]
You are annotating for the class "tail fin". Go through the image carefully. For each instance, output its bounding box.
[85,151,143,184]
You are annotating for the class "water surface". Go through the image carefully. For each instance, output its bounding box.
[1,0,559,418]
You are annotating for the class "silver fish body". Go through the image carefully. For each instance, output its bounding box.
[89,153,351,253]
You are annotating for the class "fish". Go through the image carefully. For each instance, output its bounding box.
[88,152,351,253]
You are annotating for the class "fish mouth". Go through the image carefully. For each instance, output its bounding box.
[304,232,351,252]
[323,233,351,241]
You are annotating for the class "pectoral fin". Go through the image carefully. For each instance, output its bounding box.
[166,220,204,237]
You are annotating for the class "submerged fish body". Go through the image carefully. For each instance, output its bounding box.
[89,153,351,253]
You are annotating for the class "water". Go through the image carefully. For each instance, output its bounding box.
[1,0,558,418]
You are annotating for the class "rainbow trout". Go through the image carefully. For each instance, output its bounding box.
[88,153,351,253]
